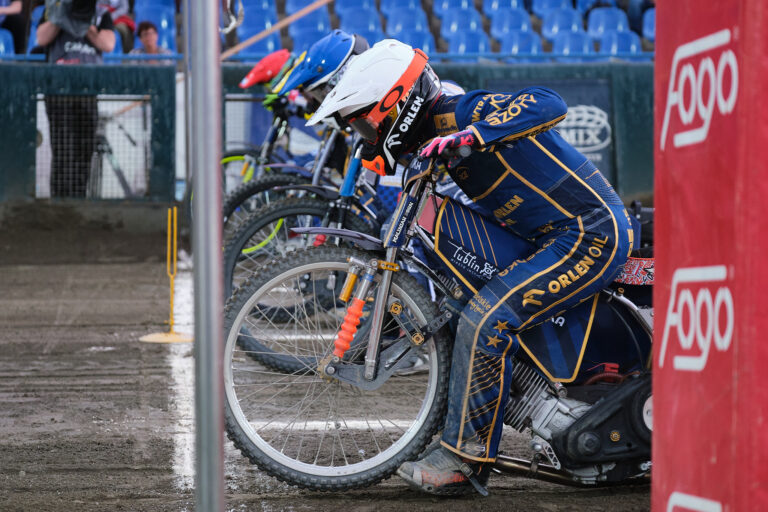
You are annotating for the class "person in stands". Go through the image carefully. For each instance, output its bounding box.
[128,21,173,65]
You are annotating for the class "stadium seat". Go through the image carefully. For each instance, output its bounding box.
[440,8,483,40]
[236,7,277,41]
[0,28,14,55]
[499,30,542,60]
[238,31,281,53]
[340,8,382,34]
[285,0,316,14]
[380,0,421,19]
[433,0,474,19]
[598,30,641,57]
[448,30,491,55]
[531,0,570,19]
[482,0,525,17]
[133,0,175,12]
[552,31,593,61]
[291,31,325,53]
[575,0,616,13]
[288,9,330,38]
[30,5,44,26]
[354,29,386,45]
[157,30,177,52]
[385,8,429,36]
[642,8,655,42]
[541,8,583,41]
[587,7,629,40]
[240,0,274,10]
[397,29,437,53]
[133,5,177,36]
[490,8,531,40]
[335,0,375,13]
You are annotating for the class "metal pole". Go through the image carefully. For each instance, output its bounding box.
[187,0,225,510]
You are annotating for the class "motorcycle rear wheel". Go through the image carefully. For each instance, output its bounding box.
[224,246,451,490]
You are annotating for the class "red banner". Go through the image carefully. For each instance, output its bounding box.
[654,2,768,510]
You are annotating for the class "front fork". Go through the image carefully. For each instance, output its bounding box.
[319,247,399,381]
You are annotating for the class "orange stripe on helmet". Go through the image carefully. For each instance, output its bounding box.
[366,48,429,125]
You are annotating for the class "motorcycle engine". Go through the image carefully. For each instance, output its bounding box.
[503,361,651,484]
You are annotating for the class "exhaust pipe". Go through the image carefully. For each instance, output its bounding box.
[492,455,650,488]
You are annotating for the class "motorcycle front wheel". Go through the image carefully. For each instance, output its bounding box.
[223,246,451,491]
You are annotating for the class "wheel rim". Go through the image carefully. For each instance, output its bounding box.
[224,258,439,477]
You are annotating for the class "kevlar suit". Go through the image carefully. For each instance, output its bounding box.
[427,87,634,462]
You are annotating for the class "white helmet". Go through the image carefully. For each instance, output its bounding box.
[308,39,441,176]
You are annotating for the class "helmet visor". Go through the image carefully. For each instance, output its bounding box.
[348,116,379,141]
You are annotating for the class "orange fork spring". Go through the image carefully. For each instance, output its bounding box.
[333,297,365,358]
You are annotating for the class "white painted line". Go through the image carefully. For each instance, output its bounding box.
[169,269,195,490]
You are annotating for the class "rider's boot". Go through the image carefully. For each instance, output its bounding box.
[397,445,490,496]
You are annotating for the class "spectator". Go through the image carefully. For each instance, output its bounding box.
[37,0,115,197]
[0,0,22,53]
[129,21,173,65]
[98,0,134,52]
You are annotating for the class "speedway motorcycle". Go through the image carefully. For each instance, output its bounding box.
[222,146,655,492]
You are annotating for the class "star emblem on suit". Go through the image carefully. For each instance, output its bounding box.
[486,334,503,348]
[494,320,509,333]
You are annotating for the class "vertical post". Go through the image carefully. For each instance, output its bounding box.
[187,0,225,510]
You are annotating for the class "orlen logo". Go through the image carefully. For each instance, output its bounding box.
[660,29,739,150]
[658,266,734,372]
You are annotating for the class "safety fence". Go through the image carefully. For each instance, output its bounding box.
[0,61,653,203]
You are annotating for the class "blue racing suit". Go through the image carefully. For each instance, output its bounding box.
[428,87,634,462]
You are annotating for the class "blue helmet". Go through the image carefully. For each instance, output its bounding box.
[279,30,369,103]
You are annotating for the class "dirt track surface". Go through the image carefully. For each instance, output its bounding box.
[0,230,650,511]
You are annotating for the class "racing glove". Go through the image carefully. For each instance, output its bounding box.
[419,129,477,158]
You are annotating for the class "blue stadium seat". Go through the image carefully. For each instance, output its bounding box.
[642,8,655,42]
[386,8,429,36]
[335,0,375,13]
[448,30,491,54]
[240,0,275,10]
[552,31,593,61]
[27,31,39,53]
[541,8,583,41]
[354,29,386,45]
[575,0,616,13]
[587,7,629,40]
[482,0,525,17]
[531,0,570,19]
[133,0,175,12]
[340,8,382,34]
[238,31,281,53]
[288,9,330,38]
[133,5,177,36]
[30,5,44,26]
[433,0,474,19]
[598,30,641,56]
[440,8,483,40]
[499,30,542,60]
[291,31,325,53]
[285,0,316,14]
[397,29,437,54]
[380,0,421,19]
[237,8,278,41]
[157,30,177,52]
[0,28,14,55]
[490,8,531,40]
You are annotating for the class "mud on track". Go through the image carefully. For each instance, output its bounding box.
[0,229,649,511]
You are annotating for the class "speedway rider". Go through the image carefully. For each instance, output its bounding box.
[307,40,635,495]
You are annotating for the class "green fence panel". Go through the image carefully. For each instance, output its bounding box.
[0,64,175,202]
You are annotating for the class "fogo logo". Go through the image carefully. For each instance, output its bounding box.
[660,29,739,150]
[658,266,734,372]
